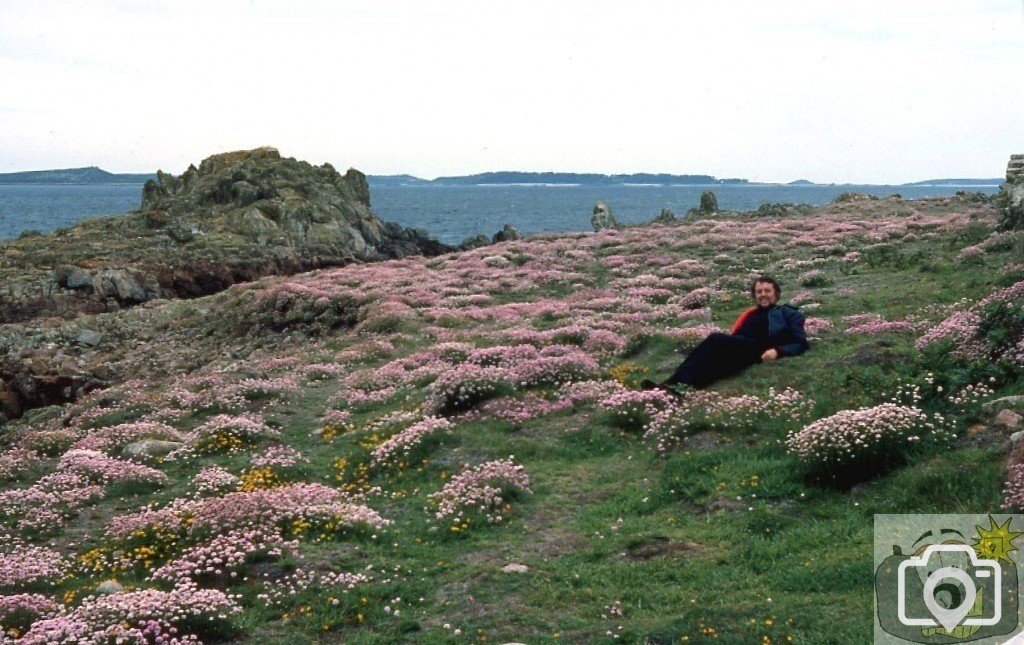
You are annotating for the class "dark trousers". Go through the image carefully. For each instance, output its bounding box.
[665,332,762,388]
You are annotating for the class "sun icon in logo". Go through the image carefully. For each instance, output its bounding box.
[972,516,1024,564]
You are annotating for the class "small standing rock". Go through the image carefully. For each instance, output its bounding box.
[459,233,491,250]
[591,201,617,231]
[76,330,103,346]
[699,190,718,214]
[654,208,676,223]
[96,580,124,595]
[492,224,521,244]
[501,563,529,573]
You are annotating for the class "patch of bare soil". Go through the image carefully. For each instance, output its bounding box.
[621,536,704,561]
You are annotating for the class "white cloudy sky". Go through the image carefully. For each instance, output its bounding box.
[1,0,1021,183]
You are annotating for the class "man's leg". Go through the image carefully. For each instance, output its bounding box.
[663,333,736,388]
[664,333,766,389]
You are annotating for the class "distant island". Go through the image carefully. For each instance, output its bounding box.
[0,166,1005,188]
[0,166,155,184]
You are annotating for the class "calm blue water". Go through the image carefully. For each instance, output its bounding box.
[0,183,1000,245]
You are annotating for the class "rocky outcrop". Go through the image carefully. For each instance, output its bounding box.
[755,203,814,218]
[591,202,617,231]
[138,147,446,259]
[0,147,455,325]
[459,233,492,250]
[699,191,719,214]
[491,224,521,244]
[997,154,1024,231]
[653,208,676,223]
[1007,154,1024,184]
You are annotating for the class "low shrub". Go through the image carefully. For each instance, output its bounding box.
[785,403,952,486]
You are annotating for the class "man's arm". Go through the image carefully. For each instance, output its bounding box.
[776,307,810,357]
[730,307,756,335]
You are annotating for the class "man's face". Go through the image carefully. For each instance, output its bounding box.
[753,281,779,309]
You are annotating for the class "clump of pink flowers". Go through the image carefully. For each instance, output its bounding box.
[786,403,952,478]
[676,287,715,309]
[458,393,573,425]
[18,580,241,644]
[644,387,812,454]
[803,317,833,336]
[0,538,68,589]
[0,470,104,535]
[107,483,390,543]
[251,446,309,469]
[844,319,918,335]
[319,408,352,427]
[599,388,678,431]
[57,449,169,486]
[0,593,62,635]
[1002,461,1024,511]
[425,365,512,415]
[559,380,625,408]
[191,412,279,453]
[510,349,600,388]
[955,244,985,262]
[370,416,454,468]
[946,380,996,415]
[428,457,532,530]
[917,280,1024,368]
[0,448,40,482]
[149,526,299,585]
[190,466,240,498]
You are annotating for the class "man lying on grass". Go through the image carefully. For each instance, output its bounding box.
[642,275,809,393]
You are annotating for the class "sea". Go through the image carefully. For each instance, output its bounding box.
[0,183,1001,246]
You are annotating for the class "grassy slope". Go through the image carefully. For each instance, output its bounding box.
[241,212,1014,643]
[4,202,1023,644]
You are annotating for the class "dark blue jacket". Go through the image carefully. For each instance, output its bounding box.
[730,303,810,357]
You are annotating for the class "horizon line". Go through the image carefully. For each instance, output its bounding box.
[0,165,1006,187]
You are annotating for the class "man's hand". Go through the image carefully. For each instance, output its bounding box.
[761,348,779,361]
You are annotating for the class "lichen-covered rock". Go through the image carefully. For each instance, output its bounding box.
[591,202,617,231]
[460,233,492,250]
[653,208,676,223]
[699,191,718,214]
[1007,154,1024,184]
[96,580,124,595]
[123,440,185,459]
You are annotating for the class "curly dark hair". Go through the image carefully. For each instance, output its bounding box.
[749,275,781,298]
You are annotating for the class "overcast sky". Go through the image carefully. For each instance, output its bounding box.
[1,0,1022,183]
